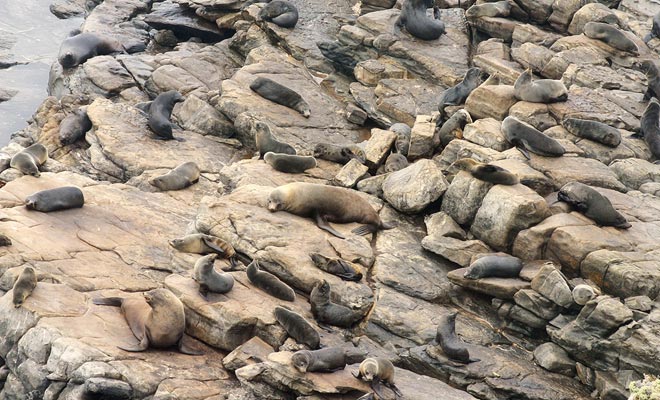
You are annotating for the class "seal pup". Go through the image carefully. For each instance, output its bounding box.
[633,60,660,101]
[464,255,523,279]
[450,158,519,185]
[572,284,596,306]
[437,68,482,116]
[92,288,201,354]
[264,152,317,173]
[59,108,92,145]
[169,233,239,268]
[502,116,565,159]
[10,143,48,177]
[149,162,200,191]
[257,0,299,28]
[292,347,366,373]
[267,182,393,238]
[12,266,37,308]
[250,77,311,117]
[584,22,639,54]
[246,260,296,301]
[434,109,472,149]
[390,123,411,156]
[255,122,296,158]
[310,253,363,282]
[514,69,567,103]
[383,153,408,173]
[465,1,511,19]
[558,182,631,229]
[25,186,84,212]
[644,11,660,43]
[633,98,660,159]
[193,254,234,297]
[562,118,621,147]
[58,32,124,68]
[313,143,365,164]
[148,90,184,141]
[395,0,445,41]
[354,358,402,399]
[273,306,320,349]
[310,280,364,328]
[435,312,478,363]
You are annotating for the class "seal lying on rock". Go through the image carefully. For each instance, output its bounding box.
[193,254,234,297]
[148,90,184,141]
[562,118,621,148]
[10,143,48,177]
[25,186,84,212]
[310,253,363,282]
[434,109,472,149]
[584,22,638,54]
[274,306,320,349]
[514,69,567,103]
[59,107,92,145]
[310,279,365,328]
[257,0,299,28]
[633,98,660,159]
[450,158,519,185]
[502,116,565,159]
[396,0,445,41]
[169,233,239,269]
[437,68,482,116]
[465,1,511,19]
[149,162,200,191]
[255,122,296,158]
[354,358,402,399]
[250,77,311,117]
[246,260,296,301]
[264,152,317,173]
[58,32,125,68]
[558,182,631,229]
[435,312,478,363]
[633,60,660,101]
[292,347,366,372]
[313,143,365,164]
[464,254,523,279]
[267,182,393,238]
[12,266,37,308]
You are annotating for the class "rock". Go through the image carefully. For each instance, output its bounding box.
[345,103,368,125]
[581,250,660,300]
[462,118,510,151]
[175,94,236,137]
[382,159,448,214]
[364,128,397,169]
[440,171,492,226]
[512,212,594,260]
[408,114,437,160]
[624,296,653,312]
[494,299,548,329]
[448,268,531,299]
[424,211,466,239]
[421,236,492,267]
[609,158,660,191]
[222,336,274,371]
[144,0,228,42]
[533,343,576,376]
[528,155,627,192]
[548,0,596,33]
[514,289,563,320]
[508,102,557,131]
[567,3,619,35]
[332,159,369,188]
[354,59,407,86]
[464,85,517,121]
[530,263,573,307]
[356,174,389,198]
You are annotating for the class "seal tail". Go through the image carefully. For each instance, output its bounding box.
[92,297,123,307]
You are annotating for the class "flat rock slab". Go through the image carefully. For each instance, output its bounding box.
[529,155,627,192]
[144,0,227,42]
[448,268,531,299]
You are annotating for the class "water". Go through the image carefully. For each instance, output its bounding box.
[0,2,82,146]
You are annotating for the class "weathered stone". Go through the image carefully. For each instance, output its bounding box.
[434,139,505,169]
[510,42,555,73]
[408,114,436,160]
[462,118,510,151]
[332,159,369,188]
[356,173,389,198]
[609,158,660,191]
[364,128,397,168]
[490,158,554,196]
[494,300,548,329]
[534,343,576,376]
[508,102,557,131]
[568,3,619,35]
[512,24,562,47]
[382,159,448,214]
[512,212,594,260]
[465,85,517,121]
[421,236,491,267]
[514,289,563,320]
[530,264,573,307]
[175,94,236,137]
[548,0,596,33]
[441,171,492,227]
[529,155,627,192]
[581,250,660,300]
[424,211,466,239]
[448,268,530,299]
[222,336,274,371]
[354,59,407,86]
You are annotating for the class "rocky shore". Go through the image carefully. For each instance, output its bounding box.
[0,0,659,399]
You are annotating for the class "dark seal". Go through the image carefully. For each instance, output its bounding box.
[193,254,234,297]
[58,32,125,69]
[451,158,519,186]
[273,306,320,349]
[644,11,660,43]
[148,90,184,141]
[313,143,365,164]
[558,181,631,229]
[434,109,472,149]
[254,122,296,158]
[633,60,660,101]
[310,253,363,282]
[584,22,638,54]
[464,254,523,279]
[502,116,565,159]
[264,152,317,173]
[25,186,84,213]
[635,98,660,159]
[562,118,621,148]
[395,0,445,41]
[310,279,364,328]
[258,0,299,28]
[292,347,366,373]
[59,108,92,145]
[250,77,311,117]
[437,68,482,116]
[514,69,568,103]
[246,260,296,301]
[435,312,478,363]
[390,123,411,156]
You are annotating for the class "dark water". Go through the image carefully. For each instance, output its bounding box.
[0,2,82,146]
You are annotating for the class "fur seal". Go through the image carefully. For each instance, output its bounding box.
[246,260,296,301]
[168,233,239,268]
[255,122,296,158]
[250,77,311,117]
[313,143,365,165]
[383,153,408,173]
[92,288,200,354]
[395,0,445,41]
[438,68,482,115]
[0,234,11,247]
[557,182,631,229]
[267,182,393,238]
[149,162,200,191]
[25,186,84,212]
[273,306,320,349]
[633,60,660,101]
[562,118,621,147]
[584,22,638,54]
[258,0,299,28]
[148,90,184,141]
[635,98,660,159]
[264,152,317,173]
[310,253,363,282]
[572,284,596,306]
[292,347,366,373]
[354,358,402,399]
[502,116,565,159]
[390,123,411,156]
[435,312,478,363]
[434,109,472,149]
[310,279,364,328]
[59,108,92,145]
[10,143,48,177]
[465,1,511,19]
[12,266,37,308]
[464,255,523,279]
[644,11,660,43]
[193,254,234,297]
[450,158,519,185]
[58,32,124,69]
[514,69,568,103]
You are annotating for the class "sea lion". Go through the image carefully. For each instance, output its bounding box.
[58,32,124,69]
[434,109,472,149]
[633,60,660,101]
[149,162,200,191]
[572,284,596,306]
[383,153,408,173]
[309,253,363,282]
[310,279,364,328]
[264,152,317,173]
[10,143,48,177]
[257,0,299,28]
[292,347,366,373]
[148,90,184,141]
[193,254,234,297]
[12,266,37,308]
[502,116,565,159]
[513,69,568,103]
[450,158,519,185]
[435,312,477,363]
[557,181,631,229]
[92,288,201,354]
[168,233,239,268]
[635,98,660,159]
[390,123,411,156]
[464,255,523,279]
[438,68,482,116]
[354,358,402,399]
[465,1,511,19]
[267,182,393,238]
[59,108,92,145]
[644,11,660,43]
[25,186,84,212]
[273,306,320,349]
[250,77,311,117]
[395,0,445,41]
[254,122,296,158]
[562,118,621,148]
[246,260,296,301]
[313,143,365,165]
[584,22,638,54]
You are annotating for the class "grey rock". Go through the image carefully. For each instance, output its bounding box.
[530,264,573,308]
[534,342,576,376]
[332,159,369,188]
[382,159,448,214]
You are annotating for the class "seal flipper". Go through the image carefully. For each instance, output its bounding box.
[351,224,376,236]
[118,336,149,352]
[315,213,346,239]
[177,336,204,355]
[198,284,209,299]
[515,145,531,160]
[201,236,228,256]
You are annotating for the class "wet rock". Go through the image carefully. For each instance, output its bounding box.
[533,343,576,376]
[382,159,448,214]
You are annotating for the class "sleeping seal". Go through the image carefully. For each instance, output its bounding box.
[514,69,567,103]
[250,77,310,117]
[584,22,639,54]
[10,143,48,177]
[562,118,621,148]
[59,108,92,145]
[558,181,631,229]
[58,32,124,69]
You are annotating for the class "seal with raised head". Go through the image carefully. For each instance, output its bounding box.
[12,266,37,308]
[193,254,234,297]
[148,90,184,141]
[633,60,660,101]
[273,306,320,349]
[310,279,364,328]
[267,182,393,238]
[434,109,472,149]
[264,152,317,173]
[10,143,48,177]
[395,0,445,41]
[514,69,567,103]
[255,122,296,158]
[59,107,92,145]
[354,357,402,399]
[464,254,523,279]
[558,181,631,229]
[292,347,366,373]
[250,77,310,117]
[644,11,660,43]
[25,186,84,212]
[390,123,411,156]
[58,32,124,69]
[313,143,365,164]
[633,98,660,159]
[246,260,296,301]
[465,1,511,19]
[149,162,200,191]
[437,68,482,116]
[584,22,638,54]
[383,153,408,173]
[562,118,621,148]
[435,312,478,363]
[258,0,299,28]
[169,233,239,268]
[502,116,565,159]
[92,288,201,354]
[310,253,363,282]
[450,158,519,186]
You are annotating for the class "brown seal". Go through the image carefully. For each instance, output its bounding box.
[246,260,296,301]
[354,357,402,399]
[557,181,631,229]
[310,253,363,282]
[273,306,320,349]
[310,279,364,328]
[12,266,37,308]
[10,143,48,177]
[514,69,567,103]
[149,162,200,191]
[193,254,234,297]
[25,186,85,212]
[250,77,310,117]
[434,109,472,149]
[254,122,296,158]
[169,233,239,268]
[264,152,317,174]
[450,158,519,185]
[292,347,366,373]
